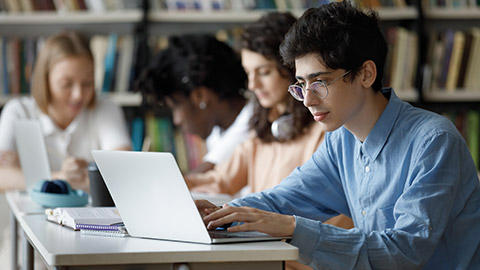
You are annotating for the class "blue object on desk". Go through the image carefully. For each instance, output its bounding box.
[30,179,88,208]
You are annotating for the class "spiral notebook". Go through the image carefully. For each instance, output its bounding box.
[92,150,288,244]
[81,228,129,238]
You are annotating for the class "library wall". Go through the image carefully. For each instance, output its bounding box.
[1,0,480,170]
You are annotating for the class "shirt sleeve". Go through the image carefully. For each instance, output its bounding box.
[202,103,252,164]
[93,98,131,150]
[0,99,27,151]
[231,131,475,269]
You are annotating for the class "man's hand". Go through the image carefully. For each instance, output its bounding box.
[195,200,222,223]
[203,204,296,237]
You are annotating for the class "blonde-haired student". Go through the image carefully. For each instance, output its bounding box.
[0,31,131,192]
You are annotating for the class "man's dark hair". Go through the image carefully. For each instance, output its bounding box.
[280,1,387,92]
[135,34,247,106]
[239,12,314,142]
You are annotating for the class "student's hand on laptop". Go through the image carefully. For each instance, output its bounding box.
[203,204,296,237]
[195,200,221,223]
[0,151,20,167]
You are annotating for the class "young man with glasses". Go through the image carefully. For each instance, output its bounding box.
[198,1,480,269]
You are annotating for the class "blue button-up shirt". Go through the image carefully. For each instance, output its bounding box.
[231,89,480,269]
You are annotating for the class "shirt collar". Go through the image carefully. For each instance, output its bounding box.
[38,109,84,136]
[361,88,402,162]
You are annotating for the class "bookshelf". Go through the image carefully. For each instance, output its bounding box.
[0,2,420,103]
[421,6,480,100]
[418,2,480,169]
[0,0,447,170]
[0,93,142,107]
[147,6,417,22]
[0,10,142,24]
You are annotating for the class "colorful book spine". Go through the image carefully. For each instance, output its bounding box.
[131,117,145,151]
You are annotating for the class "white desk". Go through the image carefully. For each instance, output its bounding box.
[6,190,46,270]
[7,191,298,270]
[20,215,298,270]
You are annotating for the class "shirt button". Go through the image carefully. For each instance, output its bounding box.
[361,210,366,216]
[365,166,370,172]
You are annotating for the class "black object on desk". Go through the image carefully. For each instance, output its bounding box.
[88,162,115,207]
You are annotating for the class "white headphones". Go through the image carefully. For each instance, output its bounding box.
[271,114,294,140]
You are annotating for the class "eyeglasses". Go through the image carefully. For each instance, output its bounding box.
[288,70,351,101]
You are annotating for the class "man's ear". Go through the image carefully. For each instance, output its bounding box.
[361,60,377,88]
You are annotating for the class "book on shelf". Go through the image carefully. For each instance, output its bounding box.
[131,117,145,151]
[464,28,480,91]
[428,31,446,91]
[403,30,418,90]
[90,35,108,94]
[114,35,134,93]
[102,33,118,93]
[445,31,465,92]
[174,129,189,172]
[456,31,474,89]
[439,29,455,90]
[386,27,415,92]
[45,207,123,231]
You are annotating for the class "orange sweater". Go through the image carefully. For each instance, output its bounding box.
[187,123,324,195]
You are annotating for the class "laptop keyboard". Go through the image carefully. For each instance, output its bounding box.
[208,230,270,239]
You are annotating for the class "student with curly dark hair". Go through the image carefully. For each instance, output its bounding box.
[136,34,252,174]
[199,2,480,269]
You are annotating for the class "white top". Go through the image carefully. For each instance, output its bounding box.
[0,96,131,171]
[203,100,253,164]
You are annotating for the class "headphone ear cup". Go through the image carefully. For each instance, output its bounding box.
[40,180,51,193]
[52,179,69,194]
[40,180,69,194]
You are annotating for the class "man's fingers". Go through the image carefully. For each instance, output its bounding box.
[206,210,260,230]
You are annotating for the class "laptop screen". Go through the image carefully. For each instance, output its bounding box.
[14,120,52,191]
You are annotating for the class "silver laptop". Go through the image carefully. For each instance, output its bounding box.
[91,150,286,244]
[14,120,52,191]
